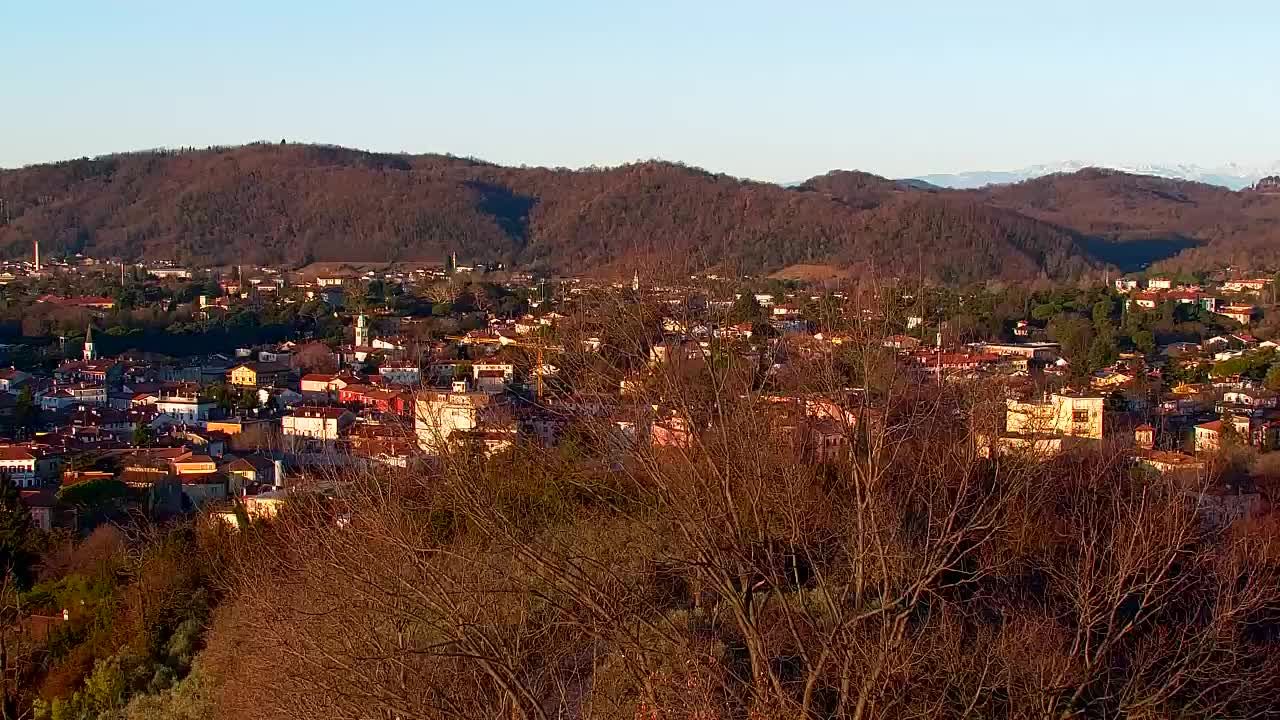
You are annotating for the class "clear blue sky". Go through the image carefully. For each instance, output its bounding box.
[2,0,1277,180]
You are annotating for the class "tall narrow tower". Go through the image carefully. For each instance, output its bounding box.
[84,324,97,362]
[354,313,370,348]
[33,239,40,273]
[631,270,640,293]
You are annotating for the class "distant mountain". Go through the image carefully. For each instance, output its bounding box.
[1,144,1279,282]
[917,161,1280,190]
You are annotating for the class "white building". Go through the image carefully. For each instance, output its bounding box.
[378,364,421,386]
[154,394,216,423]
[472,363,515,392]
[414,382,505,451]
[0,446,38,488]
[282,406,355,443]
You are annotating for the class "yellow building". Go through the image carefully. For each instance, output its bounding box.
[228,361,290,387]
[1005,393,1108,440]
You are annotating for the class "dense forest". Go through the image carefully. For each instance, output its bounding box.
[3,144,1277,281]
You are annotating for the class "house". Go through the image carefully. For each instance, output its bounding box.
[154,392,215,423]
[300,373,351,399]
[472,363,515,392]
[1216,305,1256,326]
[1147,277,1173,290]
[0,368,32,392]
[1165,290,1218,312]
[19,490,56,531]
[228,361,291,387]
[0,446,38,487]
[414,383,508,451]
[1005,393,1114,441]
[172,454,218,476]
[1222,388,1278,409]
[1132,291,1161,309]
[377,364,421,386]
[1114,278,1140,293]
[980,342,1061,362]
[339,386,408,414]
[882,335,921,351]
[281,406,355,443]
[1222,278,1271,293]
[1194,417,1251,453]
[224,455,279,492]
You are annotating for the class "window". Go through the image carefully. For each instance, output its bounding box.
[1072,410,1089,423]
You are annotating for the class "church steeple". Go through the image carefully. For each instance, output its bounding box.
[354,312,370,348]
[83,324,97,361]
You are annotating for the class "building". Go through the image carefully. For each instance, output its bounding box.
[354,313,371,348]
[0,368,32,392]
[1132,292,1161,309]
[0,446,38,487]
[154,392,215,423]
[20,490,55,531]
[1216,305,1256,326]
[1193,417,1251,454]
[83,324,97,361]
[980,342,1061,362]
[1005,393,1112,440]
[224,455,279,492]
[1222,278,1271,293]
[300,373,351,399]
[1147,277,1173,290]
[414,383,507,451]
[882,335,922,351]
[228,361,291,387]
[378,364,421,386]
[472,363,515,392]
[281,406,355,443]
[1114,278,1139,293]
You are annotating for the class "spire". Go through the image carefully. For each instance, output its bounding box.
[84,323,97,361]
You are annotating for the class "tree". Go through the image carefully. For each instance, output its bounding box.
[1132,329,1155,355]
[132,423,156,448]
[0,475,35,590]
[1266,363,1280,391]
[728,293,764,324]
[12,388,37,439]
[1087,333,1118,371]
[1047,313,1094,369]
[1092,298,1114,329]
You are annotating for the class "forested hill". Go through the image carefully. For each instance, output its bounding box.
[2,144,1278,281]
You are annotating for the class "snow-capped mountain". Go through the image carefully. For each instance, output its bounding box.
[913,161,1280,190]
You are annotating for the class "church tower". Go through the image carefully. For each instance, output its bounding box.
[84,324,97,361]
[354,313,370,348]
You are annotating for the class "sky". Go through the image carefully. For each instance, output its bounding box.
[2,0,1278,181]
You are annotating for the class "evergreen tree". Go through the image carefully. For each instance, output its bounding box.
[0,474,35,589]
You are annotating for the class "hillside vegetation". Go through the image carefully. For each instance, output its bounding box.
[3,144,1279,280]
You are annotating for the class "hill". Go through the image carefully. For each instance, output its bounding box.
[981,168,1280,272]
[1,145,1278,281]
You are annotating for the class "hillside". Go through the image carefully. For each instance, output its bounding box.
[982,168,1280,272]
[2,145,1278,281]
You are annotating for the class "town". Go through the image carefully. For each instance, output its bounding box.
[3,242,1279,533]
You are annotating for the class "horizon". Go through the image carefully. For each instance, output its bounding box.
[4,2,1279,181]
